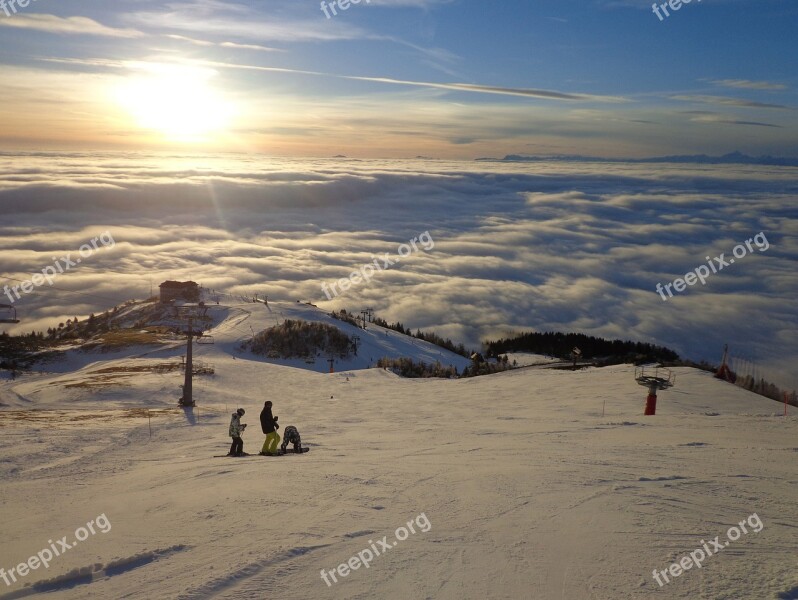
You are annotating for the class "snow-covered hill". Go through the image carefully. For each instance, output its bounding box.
[1,300,471,410]
[0,302,795,600]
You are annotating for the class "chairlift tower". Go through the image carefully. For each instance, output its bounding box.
[635,365,675,416]
[173,303,212,407]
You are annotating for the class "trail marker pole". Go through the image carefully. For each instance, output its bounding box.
[148,410,152,438]
[183,316,194,405]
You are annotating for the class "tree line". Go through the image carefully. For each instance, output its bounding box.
[484,331,680,364]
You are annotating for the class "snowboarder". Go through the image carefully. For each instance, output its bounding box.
[259,401,280,455]
[228,408,247,456]
[279,425,303,454]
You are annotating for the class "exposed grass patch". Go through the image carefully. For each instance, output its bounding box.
[81,329,164,351]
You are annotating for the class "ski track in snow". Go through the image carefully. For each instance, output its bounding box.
[175,545,330,600]
[0,546,187,600]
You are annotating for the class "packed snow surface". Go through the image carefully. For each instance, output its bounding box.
[0,302,795,599]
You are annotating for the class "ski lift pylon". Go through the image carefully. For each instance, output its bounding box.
[0,304,20,324]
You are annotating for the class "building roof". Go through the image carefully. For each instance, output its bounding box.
[159,281,198,289]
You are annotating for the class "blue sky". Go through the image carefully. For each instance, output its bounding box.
[0,0,795,156]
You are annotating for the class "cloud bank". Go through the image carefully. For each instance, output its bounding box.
[0,153,795,390]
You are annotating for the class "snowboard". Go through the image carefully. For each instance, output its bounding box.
[214,449,309,458]
[260,448,310,456]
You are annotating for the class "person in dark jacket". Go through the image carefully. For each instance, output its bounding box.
[259,401,280,455]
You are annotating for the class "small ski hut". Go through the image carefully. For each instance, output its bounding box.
[159,281,200,304]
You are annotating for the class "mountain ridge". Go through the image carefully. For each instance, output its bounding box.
[475,151,798,167]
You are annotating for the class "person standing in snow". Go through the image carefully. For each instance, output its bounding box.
[228,408,247,456]
[259,401,280,455]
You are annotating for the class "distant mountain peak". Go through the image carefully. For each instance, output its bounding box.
[475,151,798,167]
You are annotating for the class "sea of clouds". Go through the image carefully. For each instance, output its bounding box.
[0,152,795,389]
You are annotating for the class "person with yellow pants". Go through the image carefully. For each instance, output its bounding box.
[259,400,280,455]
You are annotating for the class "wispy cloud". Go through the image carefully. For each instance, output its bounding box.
[0,14,144,38]
[191,58,628,103]
[711,79,788,91]
[671,95,792,110]
[164,34,215,46]
[219,41,284,52]
[124,7,367,43]
[688,115,782,128]
[164,34,284,52]
[383,81,627,103]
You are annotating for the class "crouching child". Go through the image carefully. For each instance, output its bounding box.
[279,425,303,454]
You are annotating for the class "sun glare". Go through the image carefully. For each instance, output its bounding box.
[116,64,235,142]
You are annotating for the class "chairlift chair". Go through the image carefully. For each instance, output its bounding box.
[196,334,214,345]
[0,304,20,324]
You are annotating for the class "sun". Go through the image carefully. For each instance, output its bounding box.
[116,63,235,142]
